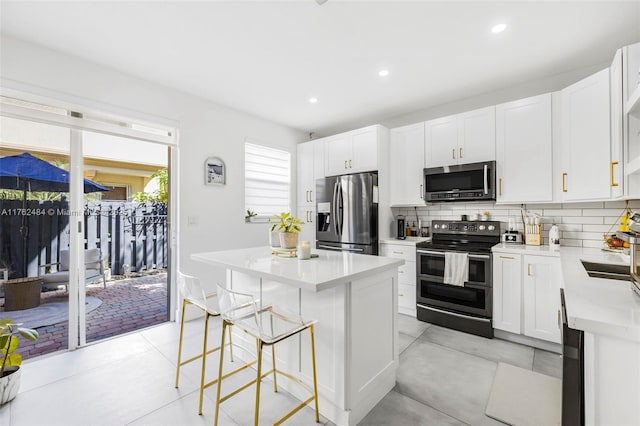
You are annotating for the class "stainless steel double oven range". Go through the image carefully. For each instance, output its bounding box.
[415,220,501,338]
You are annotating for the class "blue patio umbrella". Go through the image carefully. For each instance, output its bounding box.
[0,152,110,276]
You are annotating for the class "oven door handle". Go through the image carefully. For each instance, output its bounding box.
[416,249,445,256]
[417,304,491,323]
[417,250,490,260]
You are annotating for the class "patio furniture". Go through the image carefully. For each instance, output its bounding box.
[39,249,107,291]
[174,272,243,415]
[213,284,320,426]
[3,277,43,311]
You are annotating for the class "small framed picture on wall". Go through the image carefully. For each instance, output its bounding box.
[205,157,225,185]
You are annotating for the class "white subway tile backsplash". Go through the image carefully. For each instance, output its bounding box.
[543,209,582,216]
[582,209,625,217]
[582,240,605,248]
[561,216,604,225]
[391,199,640,247]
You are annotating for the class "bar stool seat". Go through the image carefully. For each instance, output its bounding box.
[175,272,253,415]
[214,285,320,426]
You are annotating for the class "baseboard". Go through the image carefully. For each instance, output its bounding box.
[494,329,562,354]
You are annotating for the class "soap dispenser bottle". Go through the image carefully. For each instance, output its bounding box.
[549,224,560,248]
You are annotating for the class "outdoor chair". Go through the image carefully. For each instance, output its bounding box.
[39,248,107,291]
[213,284,320,426]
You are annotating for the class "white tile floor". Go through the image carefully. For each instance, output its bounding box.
[1,314,562,426]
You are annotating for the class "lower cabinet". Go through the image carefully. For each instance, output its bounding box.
[493,251,562,344]
[380,241,417,317]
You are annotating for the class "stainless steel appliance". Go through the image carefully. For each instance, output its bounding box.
[561,289,584,426]
[615,211,640,296]
[501,230,523,244]
[416,220,500,338]
[423,160,496,202]
[396,215,406,240]
[316,172,378,255]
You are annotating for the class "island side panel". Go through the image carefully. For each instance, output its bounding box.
[348,268,398,425]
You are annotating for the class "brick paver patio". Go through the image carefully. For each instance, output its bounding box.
[10,271,168,360]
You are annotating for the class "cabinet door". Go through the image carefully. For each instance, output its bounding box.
[350,126,378,172]
[325,134,351,176]
[496,94,553,203]
[297,205,316,245]
[522,255,561,344]
[492,253,522,334]
[560,68,611,200]
[390,123,425,205]
[457,106,496,163]
[297,141,315,206]
[610,49,624,198]
[425,115,458,167]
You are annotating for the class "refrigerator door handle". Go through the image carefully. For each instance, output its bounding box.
[332,180,341,236]
[338,179,344,236]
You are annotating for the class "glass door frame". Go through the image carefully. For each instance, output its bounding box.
[1,89,178,351]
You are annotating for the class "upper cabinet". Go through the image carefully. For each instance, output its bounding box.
[496,93,554,204]
[558,68,612,201]
[389,122,425,205]
[325,125,381,176]
[297,140,324,207]
[621,43,640,198]
[425,106,495,167]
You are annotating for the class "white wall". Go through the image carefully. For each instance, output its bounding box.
[380,62,608,130]
[0,35,307,285]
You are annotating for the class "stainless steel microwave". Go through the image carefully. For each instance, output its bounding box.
[423,160,496,202]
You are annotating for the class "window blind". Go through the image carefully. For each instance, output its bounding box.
[245,142,291,217]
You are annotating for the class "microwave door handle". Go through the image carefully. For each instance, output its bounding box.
[484,164,489,195]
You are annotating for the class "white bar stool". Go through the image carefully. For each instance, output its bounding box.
[213,284,320,426]
[174,272,253,415]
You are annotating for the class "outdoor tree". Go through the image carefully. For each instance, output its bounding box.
[132,168,168,203]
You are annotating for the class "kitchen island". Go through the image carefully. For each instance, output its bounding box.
[192,246,404,426]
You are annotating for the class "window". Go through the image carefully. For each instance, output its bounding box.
[245,142,291,219]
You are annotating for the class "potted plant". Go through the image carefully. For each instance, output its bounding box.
[0,319,39,405]
[272,212,303,249]
[245,209,258,222]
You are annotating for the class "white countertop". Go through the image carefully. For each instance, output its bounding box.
[558,247,640,342]
[191,246,404,292]
[493,243,640,342]
[380,237,431,246]
[492,243,560,257]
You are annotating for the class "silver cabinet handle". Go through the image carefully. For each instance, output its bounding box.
[344,160,348,169]
[459,147,463,159]
[420,184,423,198]
[349,159,352,168]
[484,163,489,195]
[309,190,312,202]
[452,148,456,159]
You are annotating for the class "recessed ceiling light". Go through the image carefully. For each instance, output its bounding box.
[491,23,507,33]
[378,69,389,77]
[309,97,318,104]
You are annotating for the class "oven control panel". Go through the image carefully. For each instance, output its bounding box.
[432,220,500,236]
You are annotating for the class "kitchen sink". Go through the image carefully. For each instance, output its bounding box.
[580,260,630,281]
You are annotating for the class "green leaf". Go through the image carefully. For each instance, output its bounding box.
[18,328,39,341]
[5,353,22,367]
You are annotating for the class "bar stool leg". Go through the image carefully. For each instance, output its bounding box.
[174,299,188,388]
[254,339,263,426]
[310,324,320,422]
[272,344,278,392]
[229,326,234,362]
[213,321,228,426]
[198,312,210,415]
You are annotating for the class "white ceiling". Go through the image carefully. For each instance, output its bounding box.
[1,1,639,136]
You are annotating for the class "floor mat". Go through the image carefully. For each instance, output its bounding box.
[486,362,561,426]
[0,296,102,329]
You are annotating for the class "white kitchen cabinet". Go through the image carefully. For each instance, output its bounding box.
[380,241,418,317]
[610,49,624,199]
[496,93,554,203]
[522,255,562,344]
[297,204,316,245]
[389,122,425,205]
[492,253,522,334]
[425,106,495,167]
[324,125,380,176]
[297,140,324,207]
[559,68,612,201]
[493,249,562,345]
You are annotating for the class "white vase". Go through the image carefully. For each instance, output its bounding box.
[0,366,21,405]
[269,230,281,247]
[279,232,298,249]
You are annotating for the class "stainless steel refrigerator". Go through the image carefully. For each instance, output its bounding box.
[315,172,378,255]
